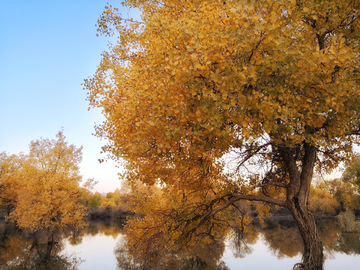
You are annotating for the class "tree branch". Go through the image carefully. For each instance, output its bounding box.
[180,193,286,240]
[250,182,288,190]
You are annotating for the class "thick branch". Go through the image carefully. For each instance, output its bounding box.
[299,143,317,203]
[250,182,288,190]
[231,194,287,207]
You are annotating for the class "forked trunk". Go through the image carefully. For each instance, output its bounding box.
[289,198,323,270]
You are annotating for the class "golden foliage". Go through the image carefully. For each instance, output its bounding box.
[123,169,252,264]
[0,153,26,213]
[86,0,360,265]
[87,0,360,181]
[99,196,117,210]
[1,131,86,232]
[318,179,360,211]
[308,186,340,215]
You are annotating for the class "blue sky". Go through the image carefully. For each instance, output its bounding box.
[0,0,135,193]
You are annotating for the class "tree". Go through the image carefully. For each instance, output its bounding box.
[88,192,102,209]
[342,157,360,194]
[100,195,116,210]
[308,186,340,215]
[317,178,360,211]
[0,232,83,270]
[86,1,360,269]
[0,152,26,215]
[80,178,99,208]
[3,131,86,233]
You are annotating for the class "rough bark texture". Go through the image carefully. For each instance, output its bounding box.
[289,199,323,270]
[282,143,323,270]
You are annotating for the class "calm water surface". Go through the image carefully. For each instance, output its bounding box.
[1,218,359,269]
[61,232,360,270]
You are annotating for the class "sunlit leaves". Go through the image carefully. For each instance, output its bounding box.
[308,187,340,215]
[86,0,360,264]
[3,131,86,232]
[87,0,360,185]
[0,152,26,213]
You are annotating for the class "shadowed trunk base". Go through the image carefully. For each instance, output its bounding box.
[290,199,323,270]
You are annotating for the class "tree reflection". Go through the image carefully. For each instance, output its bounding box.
[116,217,360,269]
[81,220,124,239]
[317,220,342,247]
[329,232,360,255]
[2,218,360,269]
[228,224,258,258]
[0,224,83,270]
[0,219,126,270]
[260,220,303,258]
[115,236,229,270]
[257,218,360,262]
[65,219,125,247]
[68,236,83,246]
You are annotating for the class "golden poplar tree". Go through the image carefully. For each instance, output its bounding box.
[0,152,25,215]
[2,131,86,232]
[86,1,360,269]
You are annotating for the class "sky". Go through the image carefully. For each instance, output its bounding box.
[0,0,137,193]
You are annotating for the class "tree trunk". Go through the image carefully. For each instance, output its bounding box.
[45,233,54,261]
[289,198,323,270]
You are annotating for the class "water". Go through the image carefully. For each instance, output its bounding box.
[62,233,123,270]
[1,218,359,269]
[222,235,303,270]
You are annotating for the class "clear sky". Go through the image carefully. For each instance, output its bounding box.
[0,0,135,193]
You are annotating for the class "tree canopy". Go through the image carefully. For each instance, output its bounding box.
[0,152,26,214]
[0,131,86,232]
[86,0,360,269]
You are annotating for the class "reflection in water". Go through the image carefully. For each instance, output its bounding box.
[114,218,360,270]
[261,219,304,258]
[115,236,229,270]
[0,223,83,270]
[228,227,256,259]
[329,231,360,255]
[0,219,126,270]
[1,218,360,270]
[70,220,124,244]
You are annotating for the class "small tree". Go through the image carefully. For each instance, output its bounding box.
[88,193,102,209]
[3,131,86,233]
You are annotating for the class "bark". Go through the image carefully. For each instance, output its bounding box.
[289,198,323,270]
[281,143,323,269]
[45,233,54,261]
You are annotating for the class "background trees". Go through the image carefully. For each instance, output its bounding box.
[317,179,360,212]
[0,131,86,233]
[308,186,341,215]
[86,0,360,269]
